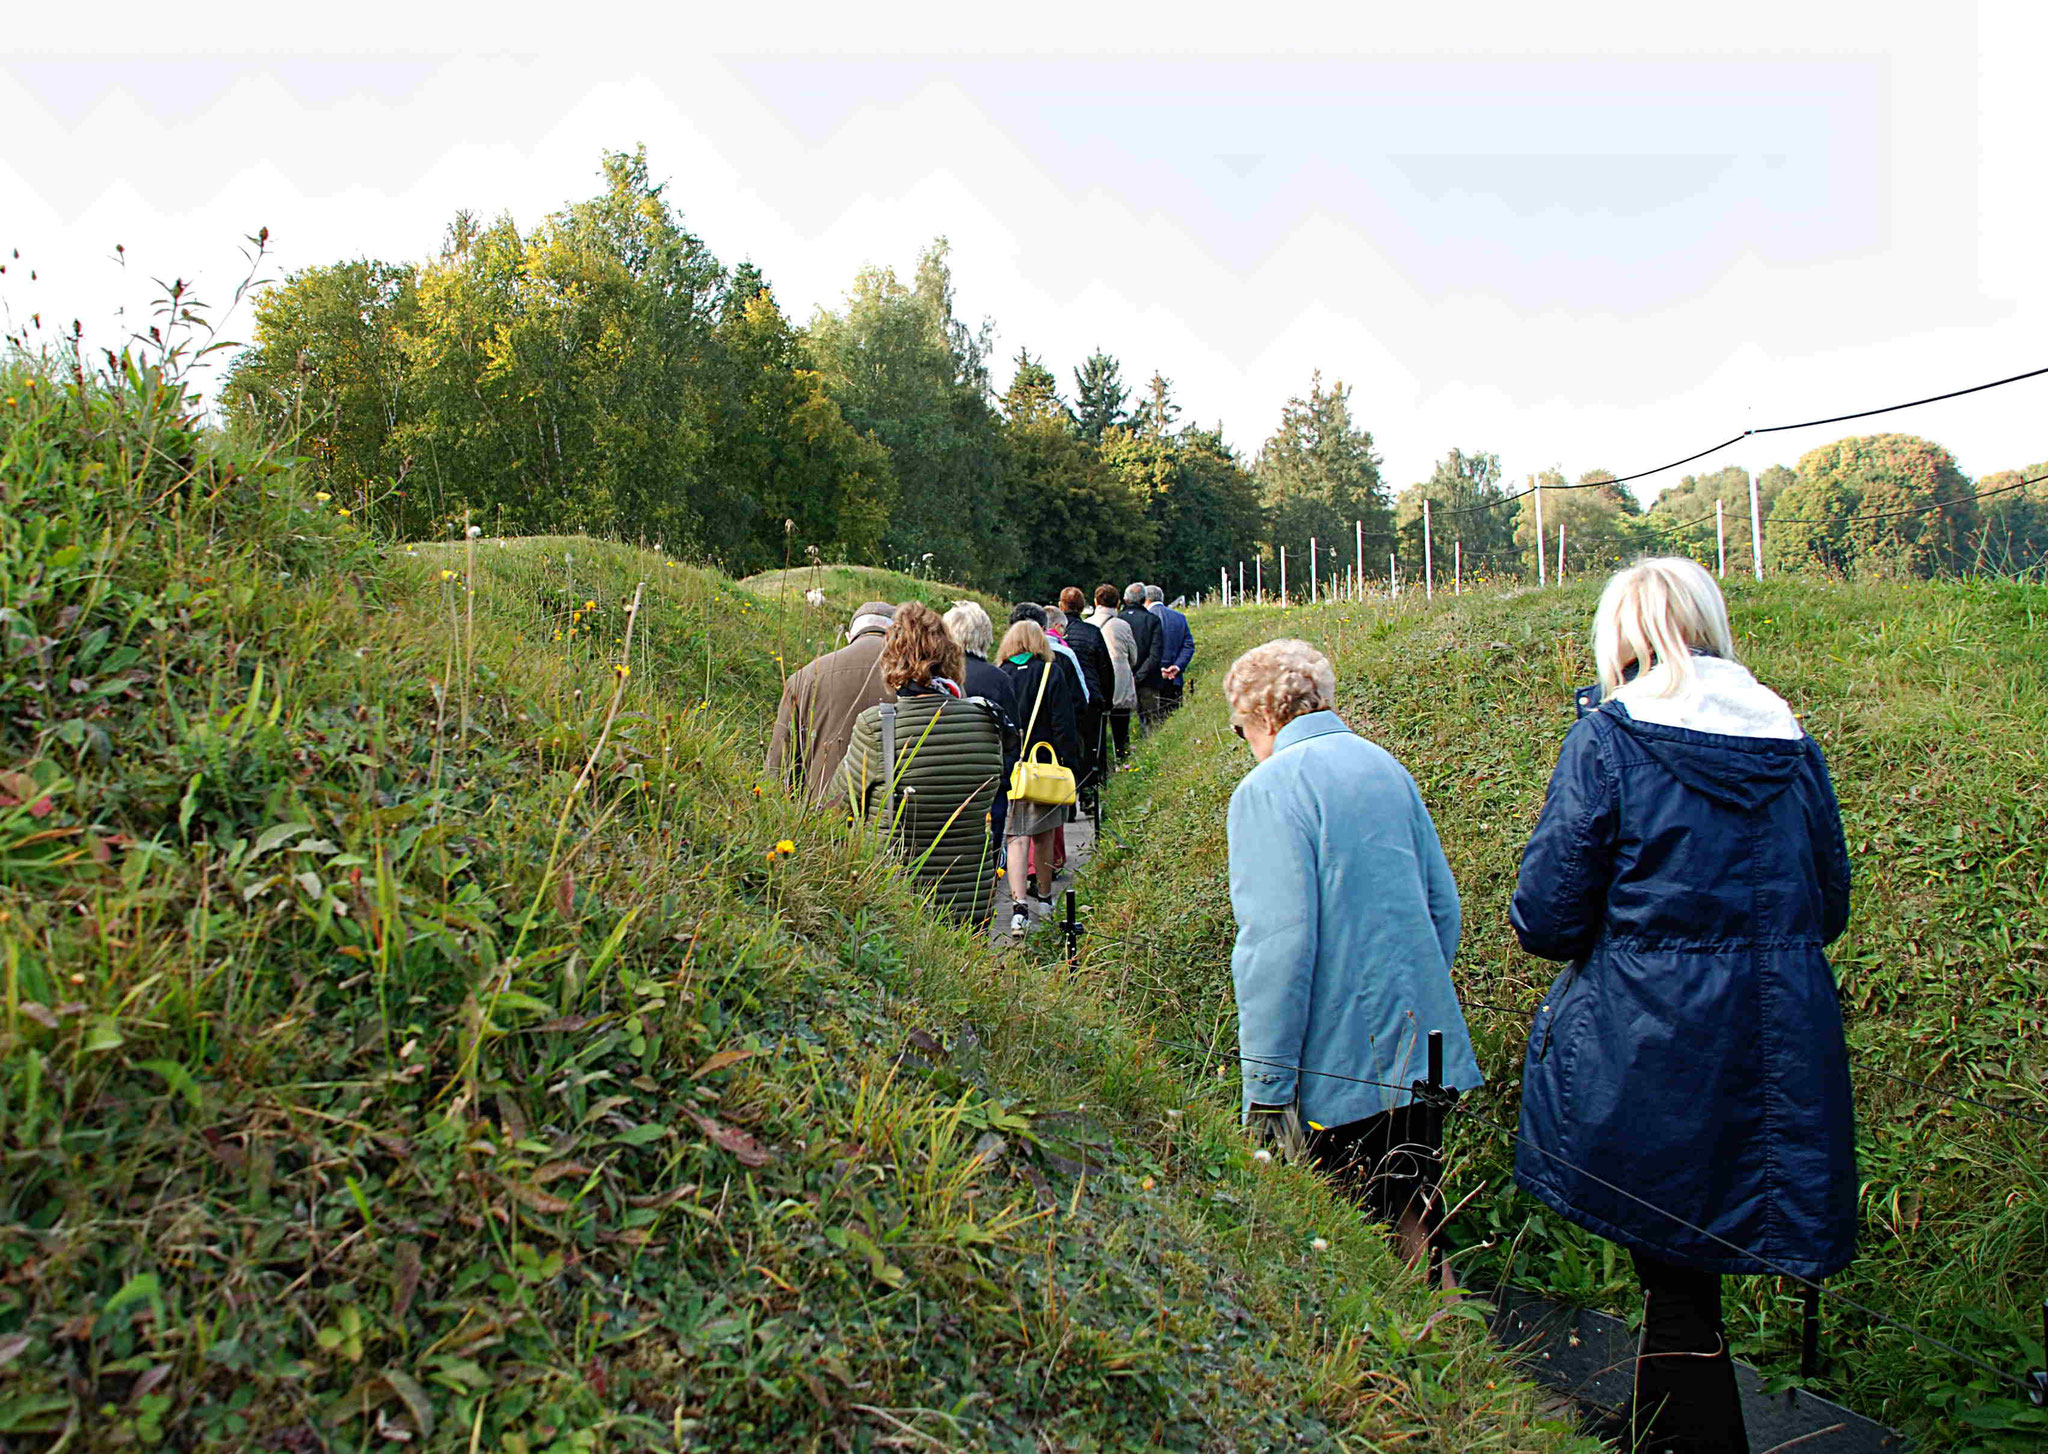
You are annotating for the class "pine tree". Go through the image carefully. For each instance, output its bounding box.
[1072,350,1129,444]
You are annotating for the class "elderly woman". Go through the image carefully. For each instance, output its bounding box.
[838,602,1007,922]
[996,618,1081,938]
[1512,558,1853,1454]
[1224,639,1481,1271]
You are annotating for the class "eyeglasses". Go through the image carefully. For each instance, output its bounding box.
[1231,722,1246,743]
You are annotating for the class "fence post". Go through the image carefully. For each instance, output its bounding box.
[1801,1282,1823,1379]
[1062,888,1083,967]
[1390,552,1398,599]
[1716,499,1727,578]
[1423,499,1435,600]
[1558,522,1567,582]
[1748,466,1765,581]
[1310,538,1318,605]
[1280,547,1288,605]
[2028,1298,2046,1407]
[1426,1028,1445,1286]
[1455,539,1462,594]
[1534,475,1547,585]
[1256,556,1263,603]
[1238,560,1244,604]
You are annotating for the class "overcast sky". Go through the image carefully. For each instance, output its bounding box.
[5,2,2044,501]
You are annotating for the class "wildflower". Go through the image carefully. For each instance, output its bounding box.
[1310,1237,1330,1252]
[440,569,458,581]
[752,785,763,797]
[466,524,482,538]
[614,663,630,677]
[553,631,563,641]
[1139,1176,1155,1191]
[585,599,595,610]
[1253,1148,1273,1163]
[775,839,795,855]
[314,491,331,502]
[337,508,351,518]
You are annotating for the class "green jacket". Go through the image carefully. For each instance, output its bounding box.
[837,686,1006,920]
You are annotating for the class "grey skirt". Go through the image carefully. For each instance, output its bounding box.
[1004,795,1068,838]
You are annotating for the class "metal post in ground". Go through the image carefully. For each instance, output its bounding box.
[1423,499,1434,600]
[2028,1298,2047,1407]
[1280,547,1288,604]
[1062,888,1083,967]
[1801,1283,1823,1379]
[1716,499,1727,579]
[1534,474,1547,585]
[1426,1029,1446,1286]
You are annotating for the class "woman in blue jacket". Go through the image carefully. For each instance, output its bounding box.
[1512,557,1854,1454]
[1224,638,1482,1274]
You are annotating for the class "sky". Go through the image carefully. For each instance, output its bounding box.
[4,2,2045,503]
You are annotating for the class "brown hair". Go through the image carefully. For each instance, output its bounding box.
[1093,583,1119,609]
[997,619,1051,662]
[1060,586,1087,614]
[879,601,965,692]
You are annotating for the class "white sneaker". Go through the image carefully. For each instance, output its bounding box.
[1009,909,1028,938]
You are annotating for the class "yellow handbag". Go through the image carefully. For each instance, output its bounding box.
[1008,658,1078,805]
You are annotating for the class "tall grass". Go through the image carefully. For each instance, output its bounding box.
[1082,581,2048,1451]
[0,339,1589,1449]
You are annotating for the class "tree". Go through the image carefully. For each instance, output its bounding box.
[1509,469,1645,579]
[1393,448,1516,581]
[1072,350,1129,444]
[1255,372,1389,585]
[1767,434,1979,579]
[223,258,418,524]
[700,281,894,572]
[1002,349,1068,425]
[1968,462,2048,576]
[1131,371,1181,438]
[1645,464,1794,567]
[1001,408,1154,594]
[808,239,1011,584]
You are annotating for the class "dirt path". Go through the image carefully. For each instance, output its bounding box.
[989,807,1098,946]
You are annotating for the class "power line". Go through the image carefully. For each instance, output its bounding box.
[1753,364,2048,436]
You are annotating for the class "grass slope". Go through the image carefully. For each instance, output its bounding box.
[1081,581,2048,1451]
[736,566,1007,625]
[0,359,1585,1452]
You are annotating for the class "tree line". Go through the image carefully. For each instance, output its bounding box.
[225,148,2047,595]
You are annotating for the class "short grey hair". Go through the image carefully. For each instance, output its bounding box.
[1123,582,1146,606]
[1224,638,1336,731]
[942,600,994,658]
[1044,606,1066,632]
[1144,584,1164,604]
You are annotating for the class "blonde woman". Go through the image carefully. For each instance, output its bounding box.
[1223,638,1481,1271]
[1512,557,1853,1454]
[994,618,1081,937]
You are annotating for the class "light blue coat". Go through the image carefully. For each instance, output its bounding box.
[1228,711,1483,1128]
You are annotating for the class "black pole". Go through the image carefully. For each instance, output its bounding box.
[1801,1282,1822,1379]
[1062,889,1081,967]
[1426,1029,1445,1287]
[2029,1297,2047,1407]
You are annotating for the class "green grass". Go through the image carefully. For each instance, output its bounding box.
[736,565,1008,626]
[1081,580,2048,1451]
[0,354,1589,1450]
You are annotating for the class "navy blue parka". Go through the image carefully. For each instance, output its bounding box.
[1510,701,1856,1279]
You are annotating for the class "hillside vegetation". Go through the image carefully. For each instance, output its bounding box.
[1083,580,2048,1451]
[0,353,1593,1450]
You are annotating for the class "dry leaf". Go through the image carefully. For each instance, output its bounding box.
[691,1048,754,1080]
[625,1183,699,1210]
[532,1160,592,1185]
[688,1110,772,1166]
[501,1180,572,1214]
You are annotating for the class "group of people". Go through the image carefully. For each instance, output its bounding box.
[1225,556,1853,1454]
[764,582,1195,936]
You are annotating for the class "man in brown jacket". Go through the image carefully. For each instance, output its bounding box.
[765,601,896,802]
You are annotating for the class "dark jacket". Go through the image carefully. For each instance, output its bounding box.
[838,683,1006,920]
[766,628,892,804]
[1118,605,1163,687]
[961,653,1020,772]
[997,652,1082,771]
[1152,604,1194,677]
[1060,616,1116,711]
[1509,702,1855,1279]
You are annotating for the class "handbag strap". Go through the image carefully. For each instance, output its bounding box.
[1019,654,1052,751]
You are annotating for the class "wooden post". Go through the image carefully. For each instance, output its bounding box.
[1390,552,1398,599]
[1310,538,1318,605]
[1423,499,1434,601]
[1716,499,1727,578]
[1355,519,1364,601]
[1280,547,1288,605]
[1256,556,1263,603]
[1455,539,1462,594]
[1748,467,1765,580]
[1558,522,1567,582]
[1238,560,1244,604]
[1533,474,1547,585]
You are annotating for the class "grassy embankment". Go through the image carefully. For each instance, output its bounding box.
[0,352,1593,1451]
[1081,579,2048,1451]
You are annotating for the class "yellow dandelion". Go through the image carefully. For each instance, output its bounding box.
[775,839,795,855]
[337,508,351,518]
[584,599,595,610]
[614,663,630,677]
[314,491,331,502]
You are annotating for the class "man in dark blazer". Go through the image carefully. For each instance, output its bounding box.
[1147,584,1195,716]
[1117,582,1165,728]
[1057,587,1115,795]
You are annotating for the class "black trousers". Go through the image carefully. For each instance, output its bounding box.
[1631,1251,1749,1454]
[1106,708,1133,760]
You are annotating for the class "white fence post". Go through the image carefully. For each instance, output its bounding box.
[1534,475,1547,585]
[1423,499,1435,601]
[1748,469,1764,580]
[1280,546,1288,605]
[1716,499,1727,578]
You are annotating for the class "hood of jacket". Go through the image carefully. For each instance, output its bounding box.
[1604,658,1808,812]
